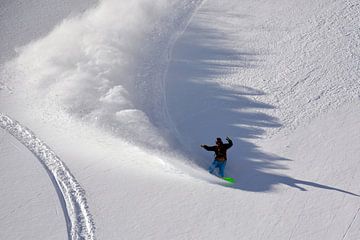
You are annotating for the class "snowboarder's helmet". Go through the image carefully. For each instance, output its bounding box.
[216,137,223,144]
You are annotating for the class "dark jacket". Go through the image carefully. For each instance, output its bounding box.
[202,139,233,162]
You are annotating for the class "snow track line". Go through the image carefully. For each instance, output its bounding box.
[0,113,96,240]
[341,206,360,240]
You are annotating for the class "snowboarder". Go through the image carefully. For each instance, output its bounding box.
[201,137,233,178]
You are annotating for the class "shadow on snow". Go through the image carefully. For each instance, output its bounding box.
[165,12,358,196]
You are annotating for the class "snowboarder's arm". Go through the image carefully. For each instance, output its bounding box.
[225,137,233,149]
[201,145,216,151]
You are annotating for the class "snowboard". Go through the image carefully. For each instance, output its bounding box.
[223,177,235,183]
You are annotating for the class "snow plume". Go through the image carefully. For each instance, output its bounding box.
[1,0,202,149]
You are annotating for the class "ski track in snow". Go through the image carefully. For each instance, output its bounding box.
[342,206,360,240]
[0,113,96,240]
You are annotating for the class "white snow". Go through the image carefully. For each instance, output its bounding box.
[0,113,96,239]
[1,0,360,239]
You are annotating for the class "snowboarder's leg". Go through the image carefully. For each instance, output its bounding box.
[208,160,217,174]
[218,161,226,178]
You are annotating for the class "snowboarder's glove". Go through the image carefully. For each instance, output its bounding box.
[226,136,231,142]
[200,144,206,148]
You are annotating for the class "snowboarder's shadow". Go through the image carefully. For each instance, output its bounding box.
[227,167,359,197]
[222,141,359,196]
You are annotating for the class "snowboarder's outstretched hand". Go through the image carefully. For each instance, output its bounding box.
[226,136,232,142]
[200,144,207,148]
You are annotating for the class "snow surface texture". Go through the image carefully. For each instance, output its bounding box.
[0,113,96,240]
[166,0,360,150]
[1,0,360,239]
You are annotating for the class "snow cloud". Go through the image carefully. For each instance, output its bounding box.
[1,0,202,148]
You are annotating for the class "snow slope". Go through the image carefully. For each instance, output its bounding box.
[0,114,95,239]
[0,125,66,239]
[1,0,360,239]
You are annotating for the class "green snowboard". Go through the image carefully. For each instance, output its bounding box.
[223,177,235,183]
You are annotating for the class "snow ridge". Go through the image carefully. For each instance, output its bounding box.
[0,113,96,240]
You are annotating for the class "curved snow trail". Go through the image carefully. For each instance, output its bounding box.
[0,113,96,240]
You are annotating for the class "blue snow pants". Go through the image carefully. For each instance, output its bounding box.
[208,160,226,178]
